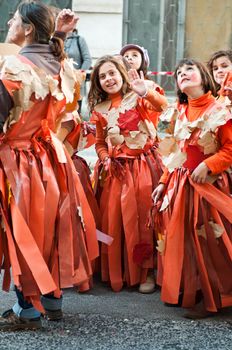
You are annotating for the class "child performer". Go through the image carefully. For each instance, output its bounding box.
[0,1,98,330]
[207,50,232,101]
[120,44,164,93]
[88,55,167,293]
[152,58,232,319]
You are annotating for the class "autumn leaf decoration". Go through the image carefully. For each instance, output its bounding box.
[118,109,140,132]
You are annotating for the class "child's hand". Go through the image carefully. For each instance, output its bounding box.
[152,183,165,204]
[55,9,79,33]
[220,72,232,102]
[128,69,147,97]
[191,162,209,183]
[223,86,232,102]
[103,156,111,171]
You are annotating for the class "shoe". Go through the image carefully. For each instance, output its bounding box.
[183,303,215,320]
[139,275,155,294]
[3,307,63,322]
[0,309,41,331]
[183,309,215,319]
[43,308,63,321]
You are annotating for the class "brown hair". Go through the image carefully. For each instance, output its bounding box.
[18,0,65,61]
[207,50,232,92]
[88,55,131,112]
[174,58,217,104]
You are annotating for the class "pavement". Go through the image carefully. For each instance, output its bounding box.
[0,278,231,350]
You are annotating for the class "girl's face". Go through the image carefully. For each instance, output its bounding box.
[7,11,26,46]
[99,62,123,95]
[123,49,142,71]
[176,64,203,96]
[212,56,232,86]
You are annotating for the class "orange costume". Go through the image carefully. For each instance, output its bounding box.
[0,55,98,310]
[91,87,167,291]
[156,91,232,312]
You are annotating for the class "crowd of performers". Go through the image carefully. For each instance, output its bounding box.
[0,0,232,331]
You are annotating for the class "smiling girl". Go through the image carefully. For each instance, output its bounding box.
[207,50,232,101]
[152,58,232,319]
[89,55,167,293]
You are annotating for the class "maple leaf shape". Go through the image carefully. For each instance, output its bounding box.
[118,109,140,131]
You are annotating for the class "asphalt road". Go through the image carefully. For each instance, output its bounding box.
[0,278,231,350]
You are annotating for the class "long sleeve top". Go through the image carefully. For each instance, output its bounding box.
[94,88,167,161]
[0,44,61,132]
[159,91,232,183]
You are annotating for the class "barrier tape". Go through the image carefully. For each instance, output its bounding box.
[85,70,174,80]
[148,71,174,76]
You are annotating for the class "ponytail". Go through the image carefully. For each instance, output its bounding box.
[49,36,66,62]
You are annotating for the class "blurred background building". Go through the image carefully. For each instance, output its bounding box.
[1,0,232,94]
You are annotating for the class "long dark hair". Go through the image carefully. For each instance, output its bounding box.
[18,0,65,61]
[207,50,232,92]
[88,55,131,112]
[174,58,217,104]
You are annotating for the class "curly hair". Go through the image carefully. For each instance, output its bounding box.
[174,58,217,104]
[88,55,131,112]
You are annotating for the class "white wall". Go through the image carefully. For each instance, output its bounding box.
[72,0,123,61]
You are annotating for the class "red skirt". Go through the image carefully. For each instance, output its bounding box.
[0,139,99,311]
[156,168,232,312]
[93,146,163,291]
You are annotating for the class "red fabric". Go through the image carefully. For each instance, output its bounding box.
[157,93,232,311]
[118,109,140,131]
[183,145,209,171]
[133,243,153,265]
[93,88,165,291]
[0,56,99,310]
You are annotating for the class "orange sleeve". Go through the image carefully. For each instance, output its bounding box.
[143,88,168,112]
[159,167,170,184]
[204,120,232,174]
[95,120,109,161]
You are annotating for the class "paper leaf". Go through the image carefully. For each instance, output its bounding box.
[209,221,224,238]
[196,225,207,239]
[162,147,187,172]
[156,237,165,255]
[198,131,218,154]
[77,206,85,230]
[124,132,147,149]
[60,59,83,103]
[159,194,169,211]
[107,126,124,146]
[139,120,156,139]
[107,108,120,128]
[158,136,176,156]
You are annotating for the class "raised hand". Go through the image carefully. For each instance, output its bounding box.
[223,86,232,102]
[221,72,232,102]
[128,69,147,97]
[55,9,79,33]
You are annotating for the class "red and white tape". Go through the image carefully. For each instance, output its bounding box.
[148,71,174,76]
